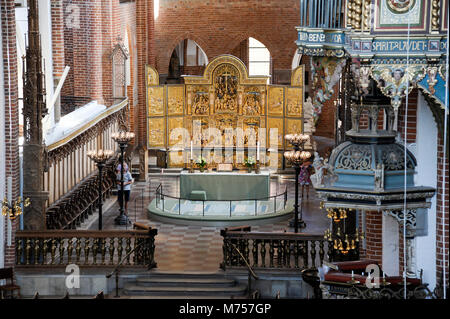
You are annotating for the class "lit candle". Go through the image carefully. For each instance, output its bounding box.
[257,141,260,161]
[190,140,193,160]
[351,270,354,278]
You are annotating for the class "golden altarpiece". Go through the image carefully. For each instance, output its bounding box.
[146,55,308,169]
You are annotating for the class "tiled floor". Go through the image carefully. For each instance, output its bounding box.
[87,173,329,272]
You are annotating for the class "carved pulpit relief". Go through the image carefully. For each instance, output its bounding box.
[371,65,426,131]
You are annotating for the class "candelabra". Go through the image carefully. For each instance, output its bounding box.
[2,197,31,220]
[112,131,135,225]
[284,134,311,233]
[87,149,114,230]
[323,207,364,260]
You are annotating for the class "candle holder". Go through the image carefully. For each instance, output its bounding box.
[87,149,114,230]
[346,279,360,285]
[189,159,195,173]
[112,130,135,226]
[284,134,311,233]
[255,160,261,174]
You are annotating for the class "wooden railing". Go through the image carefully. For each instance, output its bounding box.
[15,229,157,268]
[220,228,332,270]
[45,156,117,229]
[44,98,130,229]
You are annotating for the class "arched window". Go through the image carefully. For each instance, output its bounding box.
[168,39,208,83]
[248,37,271,77]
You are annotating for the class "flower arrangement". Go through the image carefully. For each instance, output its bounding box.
[196,156,207,171]
[244,156,256,172]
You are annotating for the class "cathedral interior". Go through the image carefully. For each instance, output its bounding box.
[0,0,449,304]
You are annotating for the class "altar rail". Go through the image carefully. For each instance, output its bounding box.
[44,98,129,229]
[155,184,288,217]
[220,228,332,270]
[15,229,157,268]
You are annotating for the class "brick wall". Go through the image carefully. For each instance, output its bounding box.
[363,211,383,265]
[1,0,19,267]
[51,0,65,78]
[436,133,449,288]
[154,0,300,81]
[397,89,418,144]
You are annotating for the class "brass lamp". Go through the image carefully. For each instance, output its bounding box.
[324,207,365,257]
[284,133,311,233]
[87,149,114,230]
[2,197,30,220]
[112,131,135,226]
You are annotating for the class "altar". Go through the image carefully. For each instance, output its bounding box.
[180,171,270,201]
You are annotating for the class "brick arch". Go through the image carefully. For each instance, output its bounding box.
[222,31,296,71]
[157,33,211,75]
[224,32,275,60]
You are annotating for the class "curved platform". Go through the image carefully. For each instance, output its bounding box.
[147,198,294,227]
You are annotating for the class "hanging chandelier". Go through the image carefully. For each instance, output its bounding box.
[2,197,31,220]
[323,206,364,256]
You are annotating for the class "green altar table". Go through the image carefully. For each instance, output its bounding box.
[180,171,270,201]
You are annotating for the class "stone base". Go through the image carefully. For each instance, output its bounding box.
[114,214,132,225]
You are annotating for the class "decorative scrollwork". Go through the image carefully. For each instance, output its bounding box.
[335,144,372,171]
[379,144,415,170]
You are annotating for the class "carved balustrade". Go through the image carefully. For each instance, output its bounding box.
[43,99,130,229]
[220,229,332,270]
[15,229,157,268]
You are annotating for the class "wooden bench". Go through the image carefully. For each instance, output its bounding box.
[0,268,20,299]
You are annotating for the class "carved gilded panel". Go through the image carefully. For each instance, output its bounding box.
[268,86,284,116]
[148,86,164,116]
[286,118,303,136]
[214,114,238,147]
[291,66,304,87]
[168,150,184,167]
[191,116,211,147]
[187,85,210,115]
[242,117,261,147]
[286,87,303,117]
[148,117,165,148]
[213,63,239,113]
[267,117,284,148]
[242,86,265,116]
[146,65,159,86]
[167,86,184,116]
[168,116,185,147]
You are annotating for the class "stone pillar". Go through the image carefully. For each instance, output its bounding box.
[382,213,400,276]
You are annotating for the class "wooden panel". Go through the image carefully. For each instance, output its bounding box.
[267,117,284,148]
[148,117,166,148]
[148,86,165,116]
[167,85,184,116]
[286,87,303,117]
[267,86,284,116]
[168,116,186,147]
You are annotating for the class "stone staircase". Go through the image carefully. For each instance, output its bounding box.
[121,272,247,299]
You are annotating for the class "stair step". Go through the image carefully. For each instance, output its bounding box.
[135,277,235,287]
[123,284,247,296]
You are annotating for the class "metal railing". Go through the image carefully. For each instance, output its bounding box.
[155,184,288,217]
